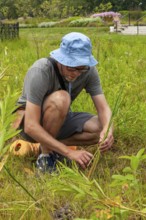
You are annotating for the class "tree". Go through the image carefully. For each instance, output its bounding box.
[0,0,145,20]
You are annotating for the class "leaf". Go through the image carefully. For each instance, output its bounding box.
[0,86,20,157]
[141,208,146,213]
[141,155,146,161]
[4,129,20,141]
[130,156,139,171]
[119,156,131,160]
[136,148,145,158]
[0,67,8,80]
[0,132,5,152]
[124,174,135,181]
[112,175,126,181]
[123,167,132,173]
[0,154,9,172]
[69,183,85,195]
[93,179,106,197]
[112,207,129,215]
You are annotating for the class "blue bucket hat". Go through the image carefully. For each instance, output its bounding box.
[50,32,98,67]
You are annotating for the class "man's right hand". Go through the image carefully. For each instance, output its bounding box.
[66,150,93,169]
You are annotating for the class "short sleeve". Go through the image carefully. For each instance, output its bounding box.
[25,67,49,106]
[85,67,103,96]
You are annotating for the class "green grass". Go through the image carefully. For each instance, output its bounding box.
[0,27,146,219]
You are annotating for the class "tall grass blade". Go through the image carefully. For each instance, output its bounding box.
[0,86,20,157]
[87,85,124,180]
[4,165,38,203]
[0,154,9,172]
[0,67,8,80]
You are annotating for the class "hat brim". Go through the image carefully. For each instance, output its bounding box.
[50,49,98,67]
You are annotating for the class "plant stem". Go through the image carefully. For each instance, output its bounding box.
[87,85,124,180]
[4,165,37,203]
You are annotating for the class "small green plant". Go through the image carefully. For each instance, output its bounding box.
[47,163,146,219]
[111,148,146,187]
[0,86,20,169]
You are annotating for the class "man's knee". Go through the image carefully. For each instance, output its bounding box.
[83,116,102,134]
[82,116,103,144]
[43,90,71,116]
[87,132,99,144]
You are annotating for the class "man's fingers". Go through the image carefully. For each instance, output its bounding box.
[78,151,93,169]
[100,141,114,152]
[99,135,114,152]
[86,152,93,158]
[81,155,92,165]
[68,150,93,169]
[84,153,93,162]
[78,159,86,169]
[81,156,89,165]
[100,138,113,149]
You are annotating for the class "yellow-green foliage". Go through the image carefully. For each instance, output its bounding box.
[0,27,146,219]
[69,17,102,27]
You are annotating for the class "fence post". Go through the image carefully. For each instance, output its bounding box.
[0,22,1,39]
[0,22,19,41]
[128,13,131,26]
[137,21,139,35]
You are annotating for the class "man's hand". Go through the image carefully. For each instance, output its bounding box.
[67,150,93,169]
[92,94,114,152]
[98,128,114,152]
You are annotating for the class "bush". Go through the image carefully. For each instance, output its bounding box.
[120,10,146,20]
[19,23,37,28]
[53,17,81,27]
[120,10,146,25]
[37,17,103,28]
[38,21,57,28]
[69,17,102,27]
[0,12,5,20]
[3,16,111,28]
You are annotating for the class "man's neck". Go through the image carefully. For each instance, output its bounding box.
[56,62,62,73]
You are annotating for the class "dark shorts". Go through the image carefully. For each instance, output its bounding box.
[19,111,94,143]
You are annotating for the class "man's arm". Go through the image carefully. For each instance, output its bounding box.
[92,94,114,152]
[24,101,93,169]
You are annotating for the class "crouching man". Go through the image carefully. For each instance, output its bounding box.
[17,32,114,172]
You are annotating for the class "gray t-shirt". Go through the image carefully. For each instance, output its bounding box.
[18,58,103,107]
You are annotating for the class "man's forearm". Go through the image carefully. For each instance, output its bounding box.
[24,122,70,156]
[98,108,112,130]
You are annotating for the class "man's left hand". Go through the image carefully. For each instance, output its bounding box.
[98,128,114,152]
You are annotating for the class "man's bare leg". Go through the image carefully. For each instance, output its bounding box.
[60,116,114,152]
[60,116,102,146]
[41,90,70,153]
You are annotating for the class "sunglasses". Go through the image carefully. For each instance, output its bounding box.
[67,66,90,74]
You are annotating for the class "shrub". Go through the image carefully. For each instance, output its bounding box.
[38,21,57,28]
[19,23,37,28]
[54,17,81,27]
[120,10,146,20]
[29,17,82,28]
[69,17,102,27]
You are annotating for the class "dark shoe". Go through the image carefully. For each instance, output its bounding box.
[36,152,71,173]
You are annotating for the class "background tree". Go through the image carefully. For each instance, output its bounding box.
[0,0,145,20]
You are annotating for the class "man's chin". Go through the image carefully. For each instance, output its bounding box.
[65,77,77,82]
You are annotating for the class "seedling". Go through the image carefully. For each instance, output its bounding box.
[111,148,146,187]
